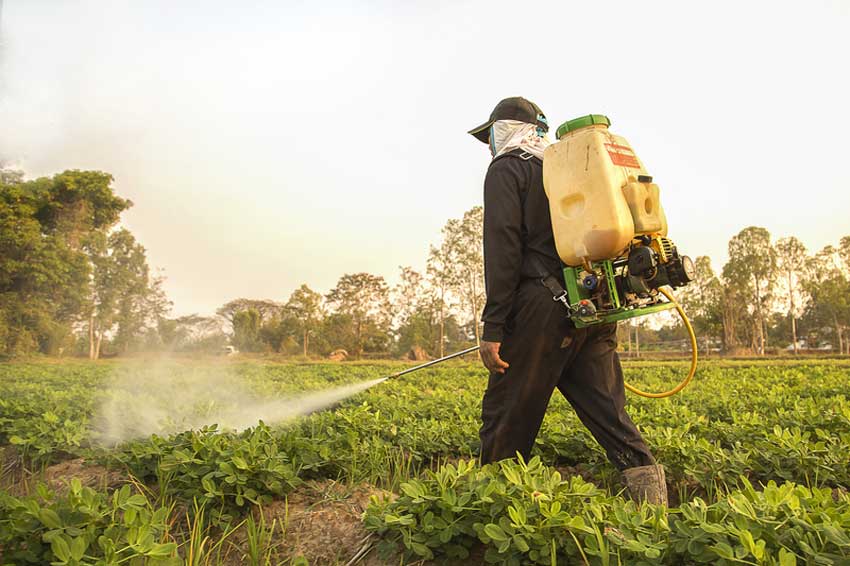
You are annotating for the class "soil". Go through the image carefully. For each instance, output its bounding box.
[3,455,126,497]
[42,458,126,493]
[225,479,397,566]
[0,445,22,490]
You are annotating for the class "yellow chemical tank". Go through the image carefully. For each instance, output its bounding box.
[543,114,667,267]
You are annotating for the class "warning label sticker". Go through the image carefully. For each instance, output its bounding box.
[605,143,641,169]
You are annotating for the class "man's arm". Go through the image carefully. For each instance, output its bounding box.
[481,158,525,344]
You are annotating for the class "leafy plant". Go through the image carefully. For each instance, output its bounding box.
[0,479,177,565]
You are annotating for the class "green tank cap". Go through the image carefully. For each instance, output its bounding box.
[556,114,611,139]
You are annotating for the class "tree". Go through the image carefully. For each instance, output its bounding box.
[392,267,430,355]
[426,244,454,357]
[839,236,850,273]
[87,229,167,358]
[0,169,133,357]
[0,166,24,185]
[232,308,263,352]
[259,312,300,353]
[440,207,485,348]
[325,273,391,358]
[159,314,226,352]
[774,236,808,353]
[38,170,131,251]
[723,227,777,354]
[216,298,283,326]
[286,284,324,356]
[678,256,723,352]
[803,246,850,354]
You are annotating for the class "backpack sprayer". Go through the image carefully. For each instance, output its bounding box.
[389,115,698,398]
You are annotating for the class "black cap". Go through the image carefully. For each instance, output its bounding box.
[468,97,548,144]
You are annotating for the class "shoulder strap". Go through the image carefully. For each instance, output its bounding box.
[491,148,542,165]
[530,254,570,309]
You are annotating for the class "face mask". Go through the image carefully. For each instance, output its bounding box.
[488,120,550,160]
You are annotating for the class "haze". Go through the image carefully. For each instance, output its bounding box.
[1,1,848,316]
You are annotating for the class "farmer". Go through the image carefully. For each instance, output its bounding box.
[468,97,667,505]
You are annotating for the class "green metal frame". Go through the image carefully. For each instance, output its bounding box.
[564,260,675,328]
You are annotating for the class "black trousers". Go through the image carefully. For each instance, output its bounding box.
[479,278,656,470]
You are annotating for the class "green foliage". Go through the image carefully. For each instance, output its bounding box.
[233,308,263,352]
[0,479,177,565]
[723,226,778,353]
[365,457,850,565]
[88,228,169,358]
[113,424,300,522]
[286,284,323,356]
[324,273,392,357]
[803,245,850,354]
[0,169,164,358]
[2,360,850,564]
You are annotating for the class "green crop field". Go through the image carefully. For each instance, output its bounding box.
[1,359,849,565]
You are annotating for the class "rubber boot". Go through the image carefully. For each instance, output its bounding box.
[623,464,668,506]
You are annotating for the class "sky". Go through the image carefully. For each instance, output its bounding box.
[1,1,848,317]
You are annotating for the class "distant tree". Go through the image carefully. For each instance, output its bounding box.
[774,236,808,353]
[678,256,724,352]
[325,273,391,358]
[392,267,433,356]
[159,314,226,352]
[839,236,850,273]
[87,229,166,358]
[440,207,485,348]
[216,298,283,326]
[259,312,299,353]
[232,308,263,352]
[0,166,24,185]
[719,283,747,353]
[286,284,324,356]
[314,313,357,356]
[803,246,850,354]
[723,227,777,354]
[426,244,454,357]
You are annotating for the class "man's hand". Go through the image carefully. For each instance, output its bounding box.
[480,341,509,374]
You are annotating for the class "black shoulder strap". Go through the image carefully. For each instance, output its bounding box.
[531,254,570,309]
[491,148,542,165]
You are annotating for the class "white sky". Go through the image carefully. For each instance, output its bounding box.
[1,1,848,316]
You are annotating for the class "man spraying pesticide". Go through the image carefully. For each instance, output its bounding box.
[388,98,698,506]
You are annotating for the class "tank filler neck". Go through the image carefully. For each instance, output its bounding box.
[555,114,611,140]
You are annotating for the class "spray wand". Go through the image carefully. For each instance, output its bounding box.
[386,346,480,379]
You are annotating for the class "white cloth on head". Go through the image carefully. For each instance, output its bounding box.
[490,119,550,160]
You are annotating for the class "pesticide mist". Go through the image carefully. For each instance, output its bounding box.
[94,361,386,446]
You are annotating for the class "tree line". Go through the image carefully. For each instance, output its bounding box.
[2,168,848,359]
[678,228,850,355]
[174,206,487,359]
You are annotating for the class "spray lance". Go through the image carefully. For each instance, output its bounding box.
[387,114,699,398]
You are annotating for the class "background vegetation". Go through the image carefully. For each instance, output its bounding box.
[2,167,848,360]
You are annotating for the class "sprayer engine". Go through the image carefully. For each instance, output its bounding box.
[623,237,695,295]
[563,236,695,327]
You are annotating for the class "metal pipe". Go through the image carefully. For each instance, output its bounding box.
[386,345,480,379]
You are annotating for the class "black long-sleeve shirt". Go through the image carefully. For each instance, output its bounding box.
[481,150,562,342]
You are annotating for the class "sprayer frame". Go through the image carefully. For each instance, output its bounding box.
[564,260,676,328]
